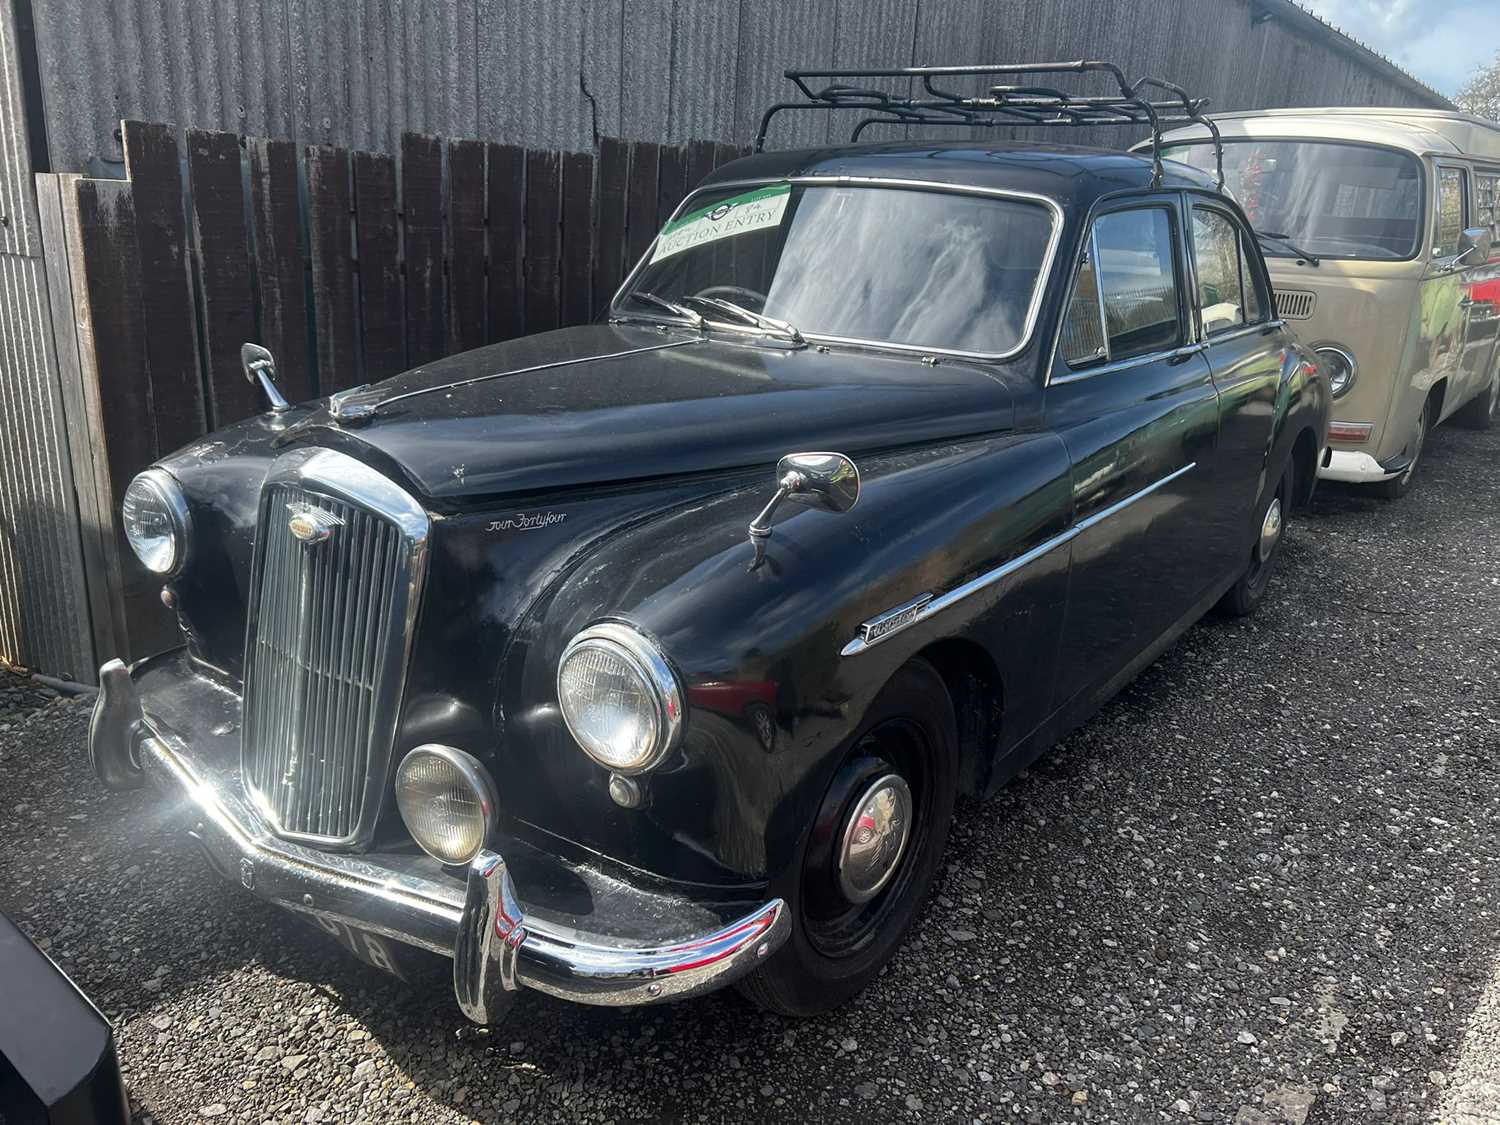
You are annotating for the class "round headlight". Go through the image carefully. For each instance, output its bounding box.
[122,468,190,575]
[1316,345,1357,400]
[394,745,497,865]
[557,623,683,774]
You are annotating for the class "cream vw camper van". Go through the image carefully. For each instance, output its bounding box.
[1150,110,1500,497]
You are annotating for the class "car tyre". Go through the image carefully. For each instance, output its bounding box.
[1454,367,1499,431]
[738,657,959,1017]
[1216,462,1292,618]
[1373,399,1429,499]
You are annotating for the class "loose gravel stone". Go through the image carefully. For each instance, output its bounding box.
[4,426,1500,1123]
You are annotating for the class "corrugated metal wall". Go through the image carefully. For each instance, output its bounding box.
[30,0,1446,173]
[0,0,93,679]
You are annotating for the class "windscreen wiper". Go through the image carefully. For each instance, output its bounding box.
[1256,230,1321,267]
[616,290,704,327]
[680,295,805,343]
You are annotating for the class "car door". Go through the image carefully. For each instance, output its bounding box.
[1185,198,1285,576]
[1459,166,1500,384]
[1044,197,1221,711]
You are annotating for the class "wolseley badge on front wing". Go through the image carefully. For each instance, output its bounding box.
[285,502,342,544]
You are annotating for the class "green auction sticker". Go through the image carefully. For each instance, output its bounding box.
[650,184,791,263]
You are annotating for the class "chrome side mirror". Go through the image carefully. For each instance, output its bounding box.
[241,342,290,413]
[748,452,861,569]
[1455,227,1492,266]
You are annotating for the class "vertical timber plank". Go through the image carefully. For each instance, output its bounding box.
[593,137,629,316]
[352,151,405,380]
[686,139,716,190]
[186,129,259,426]
[67,178,174,658]
[625,141,660,266]
[306,145,359,392]
[656,144,688,228]
[36,173,120,665]
[248,138,314,404]
[121,121,206,450]
[559,151,594,326]
[447,139,487,353]
[712,142,742,171]
[523,148,561,336]
[485,142,525,343]
[402,133,445,366]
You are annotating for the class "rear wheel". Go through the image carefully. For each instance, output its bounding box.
[1455,367,1499,431]
[738,658,959,1017]
[1216,463,1291,618]
[1373,399,1429,499]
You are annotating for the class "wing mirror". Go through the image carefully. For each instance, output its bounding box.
[747,452,861,570]
[241,342,290,413]
[1442,227,1492,271]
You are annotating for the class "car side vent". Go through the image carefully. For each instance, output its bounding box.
[1274,289,1316,320]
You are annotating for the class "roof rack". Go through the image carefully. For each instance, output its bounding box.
[754,60,1225,189]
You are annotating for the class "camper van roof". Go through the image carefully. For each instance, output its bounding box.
[1157,108,1500,161]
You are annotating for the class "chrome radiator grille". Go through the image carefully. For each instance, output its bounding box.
[241,449,429,848]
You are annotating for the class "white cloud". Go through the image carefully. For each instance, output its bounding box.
[1297,0,1495,96]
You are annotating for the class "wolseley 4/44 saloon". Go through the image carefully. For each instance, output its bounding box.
[90,63,1328,1020]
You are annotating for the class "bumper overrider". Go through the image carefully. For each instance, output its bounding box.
[88,657,789,1022]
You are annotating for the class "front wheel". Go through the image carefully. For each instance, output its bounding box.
[738,658,959,1017]
[1455,368,1499,431]
[1373,399,1429,500]
[1216,463,1291,618]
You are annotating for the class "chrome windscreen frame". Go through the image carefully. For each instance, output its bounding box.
[609,175,1066,364]
[240,447,430,850]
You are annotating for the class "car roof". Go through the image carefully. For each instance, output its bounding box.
[700,140,1222,211]
[1153,109,1500,161]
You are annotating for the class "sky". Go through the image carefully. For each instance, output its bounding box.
[1298,0,1495,98]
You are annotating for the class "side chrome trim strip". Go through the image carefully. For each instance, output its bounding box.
[841,461,1197,657]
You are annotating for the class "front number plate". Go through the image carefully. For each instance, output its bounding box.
[307,915,407,980]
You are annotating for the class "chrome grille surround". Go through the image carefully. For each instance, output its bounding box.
[241,447,429,849]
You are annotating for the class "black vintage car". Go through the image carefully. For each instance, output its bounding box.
[89,63,1328,1020]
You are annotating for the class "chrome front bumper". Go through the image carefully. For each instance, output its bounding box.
[89,658,789,1022]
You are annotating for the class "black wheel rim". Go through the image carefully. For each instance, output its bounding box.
[801,720,933,960]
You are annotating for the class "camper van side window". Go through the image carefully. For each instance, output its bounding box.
[1477,171,1500,243]
[1435,166,1467,257]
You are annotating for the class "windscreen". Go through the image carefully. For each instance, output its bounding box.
[617,183,1057,356]
[1164,140,1422,261]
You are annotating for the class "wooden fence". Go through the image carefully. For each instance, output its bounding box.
[36,122,745,663]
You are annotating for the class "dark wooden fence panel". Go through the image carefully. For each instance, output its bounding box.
[402,134,445,366]
[121,121,205,450]
[306,145,359,392]
[448,139,488,354]
[485,142,525,344]
[187,129,259,427]
[352,150,405,380]
[248,138,314,403]
[523,149,561,336]
[38,126,746,662]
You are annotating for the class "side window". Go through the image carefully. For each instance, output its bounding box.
[1191,207,1269,334]
[1435,166,1467,256]
[1476,171,1500,244]
[1060,208,1182,367]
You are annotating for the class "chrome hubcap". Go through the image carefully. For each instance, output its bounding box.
[1258,497,1283,563]
[837,773,912,904]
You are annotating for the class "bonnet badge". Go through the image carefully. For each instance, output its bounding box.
[286,502,342,544]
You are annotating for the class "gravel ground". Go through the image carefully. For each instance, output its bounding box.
[3,421,1500,1125]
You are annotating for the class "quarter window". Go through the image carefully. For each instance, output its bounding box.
[1476,170,1499,243]
[1435,166,1467,257]
[1060,208,1183,368]
[1191,208,1267,335]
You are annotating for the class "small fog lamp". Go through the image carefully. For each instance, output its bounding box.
[394,745,498,865]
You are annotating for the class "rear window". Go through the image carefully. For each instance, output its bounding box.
[1164,140,1423,261]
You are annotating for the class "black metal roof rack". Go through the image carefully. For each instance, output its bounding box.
[754,60,1225,190]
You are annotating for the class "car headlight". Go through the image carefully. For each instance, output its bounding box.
[394,745,498,865]
[557,622,683,774]
[122,468,190,575]
[1316,345,1357,400]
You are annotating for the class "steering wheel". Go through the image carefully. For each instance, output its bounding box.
[692,285,769,311]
